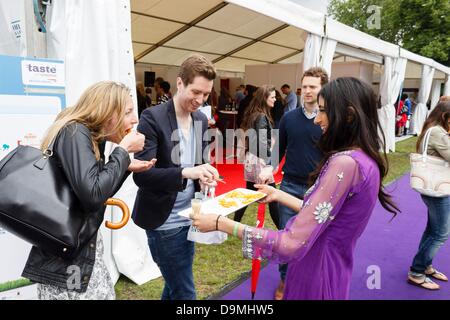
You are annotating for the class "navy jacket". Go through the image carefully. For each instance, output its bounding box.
[272,108,323,185]
[132,99,209,230]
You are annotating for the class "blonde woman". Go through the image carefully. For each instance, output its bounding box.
[21,81,156,300]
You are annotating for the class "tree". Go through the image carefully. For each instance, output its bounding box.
[328,0,450,66]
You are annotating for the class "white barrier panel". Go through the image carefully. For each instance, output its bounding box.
[0,55,64,297]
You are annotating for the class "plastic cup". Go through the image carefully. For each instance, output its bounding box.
[191,198,202,216]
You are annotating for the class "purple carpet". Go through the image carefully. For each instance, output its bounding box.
[220,174,450,300]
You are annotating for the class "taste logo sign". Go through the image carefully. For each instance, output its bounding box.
[21,60,64,87]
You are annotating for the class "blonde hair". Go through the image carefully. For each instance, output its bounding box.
[41,81,131,160]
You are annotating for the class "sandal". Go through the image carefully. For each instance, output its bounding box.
[407,275,440,290]
[425,266,448,281]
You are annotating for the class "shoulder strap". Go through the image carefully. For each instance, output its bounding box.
[421,127,434,157]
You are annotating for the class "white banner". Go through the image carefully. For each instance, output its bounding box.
[21,60,65,87]
[0,56,64,298]
[0,0,26,56]
[0,95,61,285]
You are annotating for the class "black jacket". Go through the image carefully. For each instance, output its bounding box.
[22,123,131,293]
[132,99,208,230]
[247,114,273,165]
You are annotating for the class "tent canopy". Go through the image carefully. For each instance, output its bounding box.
[131,0,449,80]
[131,0,312,72]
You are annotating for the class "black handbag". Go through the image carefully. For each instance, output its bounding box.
[0,138,130,259]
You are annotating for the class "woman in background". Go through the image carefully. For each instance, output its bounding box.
[233,85,280,228]
[408,101,450,290]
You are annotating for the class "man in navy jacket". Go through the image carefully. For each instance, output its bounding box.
[133,54,219,300]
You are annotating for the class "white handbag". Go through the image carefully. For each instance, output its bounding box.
[410,127,450,197]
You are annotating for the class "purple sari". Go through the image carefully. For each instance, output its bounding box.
[242,150,380,299]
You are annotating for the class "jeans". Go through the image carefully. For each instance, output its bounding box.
[411,195,450,273]
[278,177,308,281]
[146,225,196,300]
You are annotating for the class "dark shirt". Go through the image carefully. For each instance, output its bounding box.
[247,114,273,165]
[132,100,208,230]
[271,100,285,126]
[237,95,252,128]
[272,108,323,184]
[137,93,148,118]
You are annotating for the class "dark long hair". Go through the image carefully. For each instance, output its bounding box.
[416,101,450,152]
[310,77,399,215]
[241,85,275,131]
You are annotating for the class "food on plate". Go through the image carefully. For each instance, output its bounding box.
[218,190,265,208]
[218,198,238,208]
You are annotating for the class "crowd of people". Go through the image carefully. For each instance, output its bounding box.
[12,53,449,300]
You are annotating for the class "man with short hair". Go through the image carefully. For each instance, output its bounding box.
[272,67,329,300]
[133,54,220,300]
[281,84,297,113]
[156,81,171,105]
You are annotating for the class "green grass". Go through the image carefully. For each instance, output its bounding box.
[115,136,417,300]
[0,279,32,293]
[384,137,417,184]
[115,204,274,300]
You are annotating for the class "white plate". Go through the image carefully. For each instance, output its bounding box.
[178,188,266,218]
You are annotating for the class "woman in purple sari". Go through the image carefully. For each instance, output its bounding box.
[192,77,399,299]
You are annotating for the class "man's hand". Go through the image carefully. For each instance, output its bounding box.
[128,158,157,173]
[182,164,219,186]
[200,180,218,191]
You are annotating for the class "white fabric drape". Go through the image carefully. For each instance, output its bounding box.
[303,33,321,72]
[46,0,161,285]
[320,37,337,77]
[302,33,337,76]
[429,80,442,112]
[0,0,26,56]
[410,65,435,135]
[444,75,450,96]
[378,56,407,152]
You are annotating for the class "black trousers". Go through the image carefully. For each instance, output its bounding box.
[233,181,280,229]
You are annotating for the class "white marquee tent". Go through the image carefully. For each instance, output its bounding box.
[1,0,449,291]
[128,0,450,152]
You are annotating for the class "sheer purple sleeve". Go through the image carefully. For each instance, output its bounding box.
[242,153,361,264]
